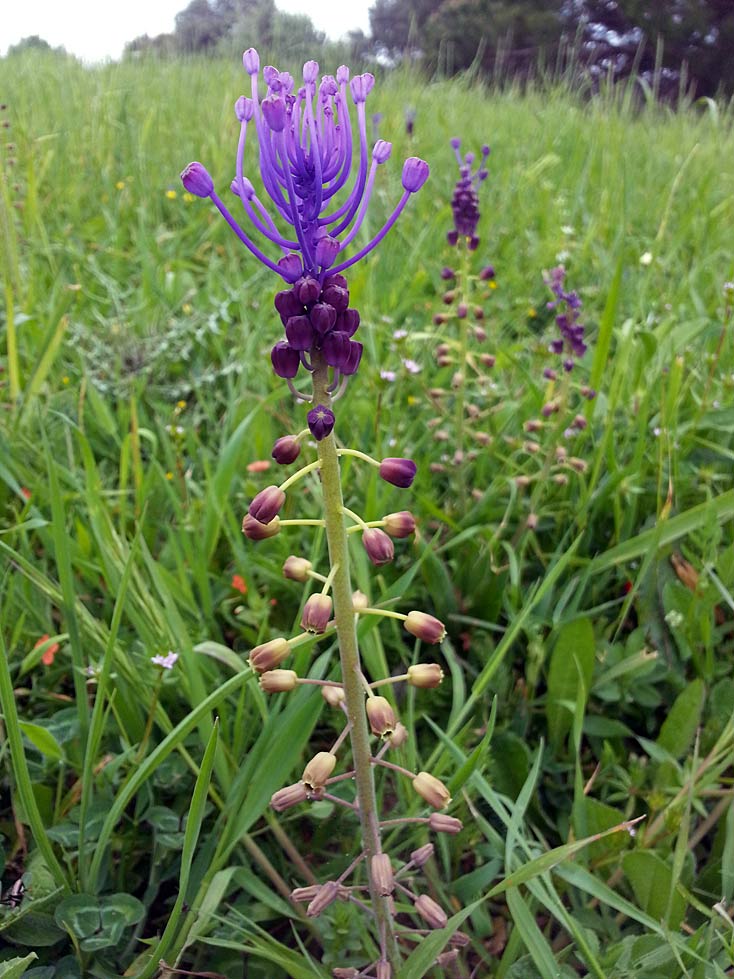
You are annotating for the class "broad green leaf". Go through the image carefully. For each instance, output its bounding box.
[546,618,595,749]
[657,678,705,759]
[622,851,687,929]
[18,721,65,762]
[0,954,38,979]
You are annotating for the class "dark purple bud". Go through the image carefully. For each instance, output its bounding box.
[402,157,429,193]
[307,405,335,441]
[301,594,332,634]
[479,265,495,280]
[285,315,315,350]
[363,528,394,566]
[249,485,286,524]
[297,277,321,306]
[342,340,363,375]
[336,308,360,337]
[272,436,301,465]
[180,162,213,198]
[277,254,303,283]
[322,284,349,312]
[379,457,417,488]
[242,513,280,540]
[441,267,455,280]
[543,367,557,380]
[322,331,350,367]
[271,341,300,379]
[446,231,458,246]
[262,95,286,132]
[243,48,260,74]
[563,358,575,372]
[468,235,480,251]
[323,273,348,291]
[274,289,303,322]
[315,235,340,269]
[310,302,337,335]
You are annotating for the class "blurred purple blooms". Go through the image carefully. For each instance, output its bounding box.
[447,138,490,249]
[544,266,587,370]
[181,49,429,386]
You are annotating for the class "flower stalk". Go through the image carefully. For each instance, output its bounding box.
[310,351,399,965]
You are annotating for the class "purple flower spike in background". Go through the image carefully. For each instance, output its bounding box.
[447,139,490,249]
[544,265,587,370]
[180,48,430,389]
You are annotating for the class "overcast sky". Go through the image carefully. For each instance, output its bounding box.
[1,0,373,63]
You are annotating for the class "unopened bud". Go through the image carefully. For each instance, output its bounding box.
[413,771,451,809]
[366,696,397,738]
[301,593,333,634]
[456,302,467,319]
[404,611,446,644]
[260,669,298,692]
[555,445,567,461]
[249,637,290,673]
[414,893,448,929]
[291,885,321,902]
[363,527,394,566]
[523,440,540,454]
[473,306,485,320]
[383,510,416,538]
[428,813,463,834]
[283,555,312,581]
[271,435,301,465]
[379,456,417,488]
[449,931,470,947]
[307,881,340,917]
[249,485,286,524]
[242,513,280,540]
[542,400,559,417]
[332,970,359,979]
[473,325,487,340]
[480,353,495,368]
[410,843,435,867]
[387,721,409,748]
[515,475,531,489]
[407,663,444,688]
[321,684,345,707]
[526,513,538,530]
[371,853,394,895]
[553,473,569,486]
[442,290,456,305]
[568,456,588,473]
[451,371,464,389]
[271,781,308,811]
[572,413,587,430]
[524,419,543,432]
[376,962,391,979]
[302,751,336,791]
[436,950,460,968]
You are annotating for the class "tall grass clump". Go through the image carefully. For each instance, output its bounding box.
[1,48,734,978]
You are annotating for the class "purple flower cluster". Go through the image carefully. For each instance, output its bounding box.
[447,138,490,249]
[545,266,587,371]
[181,49,429,387]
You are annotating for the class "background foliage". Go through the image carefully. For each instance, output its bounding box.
[1,48,734,978]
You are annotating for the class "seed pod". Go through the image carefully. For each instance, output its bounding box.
[410,843,435,868]
[428,813,463,834]
[414,893,447,929]
[371,853,394,895]
[270,781,308,811]
[307,881,340,917]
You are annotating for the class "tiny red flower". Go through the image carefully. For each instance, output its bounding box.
[231,574,248,595]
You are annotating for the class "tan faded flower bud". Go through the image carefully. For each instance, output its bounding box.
[307,881,340,917]
[321,683,345,708]
[414,893,448,929]
[407,663,444,688]
[366,696,397,738]
[301,751,336,791]
[410,843,435,868]
[270,781,307,812]
[283,554,312,581]
[352,589,369,610]
[249,637,290,673]
[449,931,470,947]
[404,611,446,645]
[383,510,416,539]
[428,812,463,834]
[436,950,460,968]
[259,669,298,692]
[291,884,321,902]
[413,771,451,809]
[385,721,408,749]
[300,593,333,634]
[376,961,391,979]
[242,513,280,540]
[568,456,588,473]
[332,970,359,979]
[371,853,394,895]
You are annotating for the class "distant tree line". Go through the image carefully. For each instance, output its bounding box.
[369,0,734,97]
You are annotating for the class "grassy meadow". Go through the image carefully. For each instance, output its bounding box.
[1,50,734,978]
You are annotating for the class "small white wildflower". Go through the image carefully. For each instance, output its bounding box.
[664,610,684,630]
[151,651,179,670]
[393,329,408,339]
[380,370,397,382]
[403,359,421,374]
[639,251,653,266]
[561,225,575,235]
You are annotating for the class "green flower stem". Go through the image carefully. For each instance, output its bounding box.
[454,242,472,507]
[337,447,380,466]
[358,606,408,623]
[311,352,399,968]
[341,505,369,530]
[279,458,322,492]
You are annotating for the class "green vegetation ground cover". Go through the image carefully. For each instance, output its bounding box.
[1,52,734,978]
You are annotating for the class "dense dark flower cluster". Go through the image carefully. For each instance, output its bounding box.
[545,265,587,371]
[447,138,490,248]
